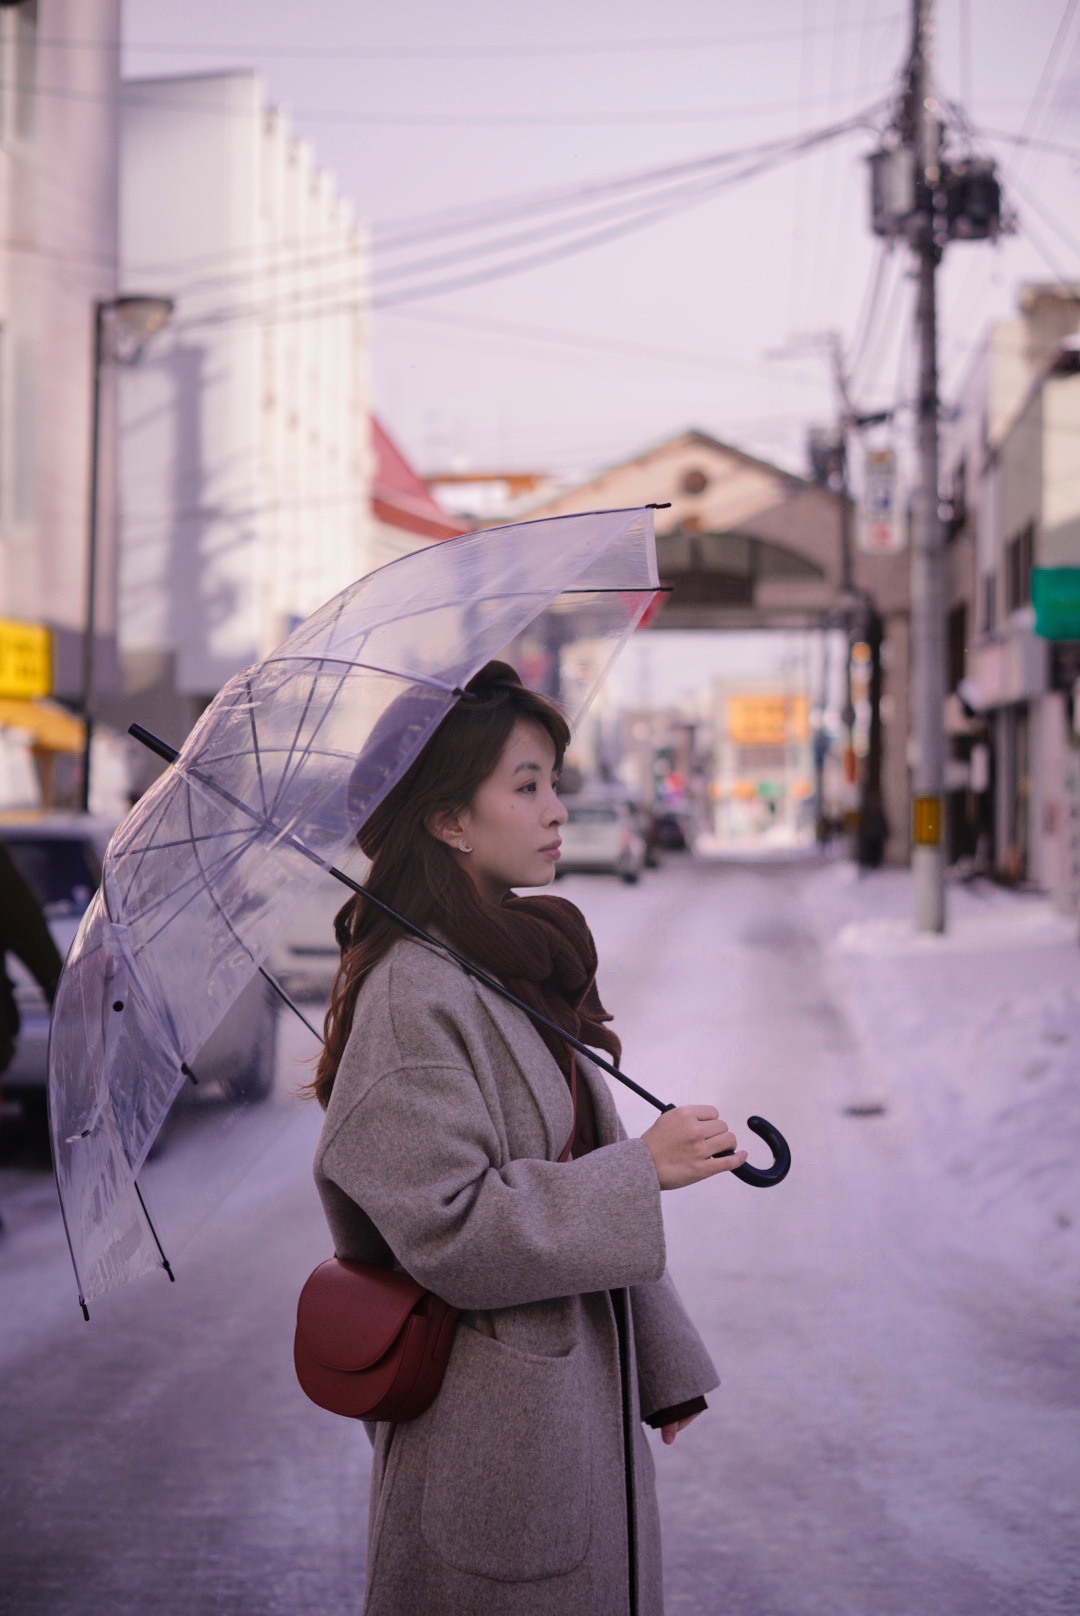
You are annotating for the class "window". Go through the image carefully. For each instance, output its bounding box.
[14,337,34,524]
[14,0,36,142]
[946,456,967,543]
[982,573,996,634]
[948,603,968,692]
[1004,520,1034,614]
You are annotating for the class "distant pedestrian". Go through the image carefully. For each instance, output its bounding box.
[0,843,63,1231]
[310,662,745,1616]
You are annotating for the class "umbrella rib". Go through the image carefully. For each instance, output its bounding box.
[176,775,322,1045]
[122,809,261,942]
[259,655,461,690]
[116,821,252,930]
[112,825,252,861]
[291,581,659,650]
[245,669,268,816]
[267,591,354,823]
[131,832,259,955]
[119,779,178,891]
[180,742,359,773]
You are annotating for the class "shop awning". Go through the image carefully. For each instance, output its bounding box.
[0,697,85,751]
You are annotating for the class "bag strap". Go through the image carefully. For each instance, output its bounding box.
[557,1053,578,1163]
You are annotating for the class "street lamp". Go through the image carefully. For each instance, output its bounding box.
[79,294,174,814]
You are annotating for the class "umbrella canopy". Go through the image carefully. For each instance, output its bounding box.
[48,507,660,1309]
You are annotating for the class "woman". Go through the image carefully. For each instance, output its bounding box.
[312,661,747,1616]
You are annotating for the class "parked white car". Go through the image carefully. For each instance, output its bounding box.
[555,799,646,884]
[268,840,369,999]
[0,812,279,1131]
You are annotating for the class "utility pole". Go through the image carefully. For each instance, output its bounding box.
[865,0,1005,926]
[906,0,946,931]
[790,332,888,855]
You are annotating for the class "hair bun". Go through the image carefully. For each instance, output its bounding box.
[463,660,523,698]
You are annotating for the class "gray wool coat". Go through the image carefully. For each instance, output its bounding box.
[314,932,719,1616]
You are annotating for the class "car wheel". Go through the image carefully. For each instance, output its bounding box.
[621,870,640,885]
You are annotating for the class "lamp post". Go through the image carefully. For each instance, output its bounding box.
[80,294,174,814]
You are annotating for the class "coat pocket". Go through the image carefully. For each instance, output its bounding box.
[420,1324,591,1582]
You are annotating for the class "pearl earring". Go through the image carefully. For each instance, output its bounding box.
[457,841,472,854]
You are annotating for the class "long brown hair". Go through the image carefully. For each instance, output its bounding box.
[310,661,571,1107]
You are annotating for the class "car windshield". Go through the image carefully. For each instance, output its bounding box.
[3,838,100,917]
[566,806,619,824]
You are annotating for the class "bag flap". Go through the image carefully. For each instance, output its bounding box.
[296,1258,426,1373]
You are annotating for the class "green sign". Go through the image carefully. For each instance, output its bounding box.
[1033,568,1080,639]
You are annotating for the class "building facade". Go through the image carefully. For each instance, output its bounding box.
[521,429,913,863]
[115,72,373,767]
[0,0,122,806]
[944,284,1080,906]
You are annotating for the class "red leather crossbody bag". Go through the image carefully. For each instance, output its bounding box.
[294,1057,578,1423]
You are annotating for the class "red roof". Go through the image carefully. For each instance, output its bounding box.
[372,417,470,542]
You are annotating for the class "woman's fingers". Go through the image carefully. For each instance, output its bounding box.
[705,1147,748,1176]
[642,1105,747,1188]
[660,1413,703,1445]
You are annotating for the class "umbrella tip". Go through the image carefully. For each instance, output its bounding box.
[646,502,672,510]
[79,1297,90,1322]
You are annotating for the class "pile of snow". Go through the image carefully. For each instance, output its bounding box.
[807,864,1080,1297]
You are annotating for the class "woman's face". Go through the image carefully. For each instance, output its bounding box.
[434,717,568,903]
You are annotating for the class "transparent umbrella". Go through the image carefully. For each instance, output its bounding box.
[48,506,667,1313]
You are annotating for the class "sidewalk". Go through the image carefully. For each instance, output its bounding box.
[804,862,1080,1301]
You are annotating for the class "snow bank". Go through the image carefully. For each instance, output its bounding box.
[806,864,1080,1299]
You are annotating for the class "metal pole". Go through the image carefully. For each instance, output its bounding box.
[79,301,106,815]
[908,0,946,931]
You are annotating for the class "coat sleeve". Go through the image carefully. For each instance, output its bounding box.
[629,1268,720,1422]
[319,1059,668,1312]
[601,1093,720,1419]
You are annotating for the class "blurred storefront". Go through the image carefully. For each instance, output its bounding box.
[708,688,814,848]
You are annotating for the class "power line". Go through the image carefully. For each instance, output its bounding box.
[142,126,851,300]
[1009,0,1080,188]
[1,68,893,129]
[163,105,879,327]
[60,13,906,60]
[383,306,828,388]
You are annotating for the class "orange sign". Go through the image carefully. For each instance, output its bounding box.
[726,694,809,746]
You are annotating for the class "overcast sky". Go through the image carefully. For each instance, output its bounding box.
[121,1,1080,703]
[123,0,1080,479]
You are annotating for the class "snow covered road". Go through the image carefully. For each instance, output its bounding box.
[575,855,1080,1615]
[0,854,1076,1614]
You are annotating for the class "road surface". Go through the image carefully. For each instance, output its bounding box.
[0,856,1076,1614]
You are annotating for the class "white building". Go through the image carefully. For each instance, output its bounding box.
[944,284,1080,903]
[0,0,122,806]
[116,72,373,762]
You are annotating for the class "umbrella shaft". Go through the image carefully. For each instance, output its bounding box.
[127,723,670,1113]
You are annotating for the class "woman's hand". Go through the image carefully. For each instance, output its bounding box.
[641,1105,746,1190]
[660,1412,702,1445]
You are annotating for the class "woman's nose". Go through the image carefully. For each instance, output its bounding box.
[548,792,568,826]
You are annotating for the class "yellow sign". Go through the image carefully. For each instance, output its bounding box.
[0,619,51,699]
[912,795,942,846]
[727,694,810,746]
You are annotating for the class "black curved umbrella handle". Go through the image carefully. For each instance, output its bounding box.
[715,1114,791,1188]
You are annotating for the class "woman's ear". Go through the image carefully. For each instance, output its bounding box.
[424,808,466,849]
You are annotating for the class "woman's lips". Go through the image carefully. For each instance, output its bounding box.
[540,841,562,859]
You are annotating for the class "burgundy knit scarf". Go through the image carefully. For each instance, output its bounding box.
[430,871,621,1082]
